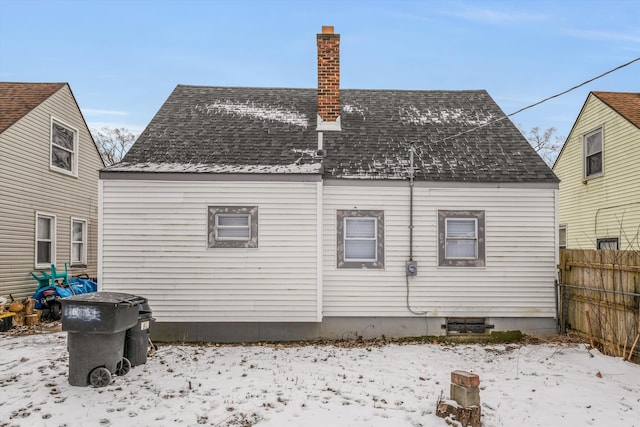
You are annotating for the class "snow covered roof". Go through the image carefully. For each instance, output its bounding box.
[107,85,558,183]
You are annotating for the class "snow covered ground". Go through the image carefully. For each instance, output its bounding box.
[1,330,639,427]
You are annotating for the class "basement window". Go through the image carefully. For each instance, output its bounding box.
[597,238,618,250]
[208,206,258,248]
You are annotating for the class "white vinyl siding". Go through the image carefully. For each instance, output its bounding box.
[554,94,640,250]
[100,180,320,322]
[0,86,102,299]
[323,183,557,318]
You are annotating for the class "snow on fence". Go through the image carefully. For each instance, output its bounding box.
[558,249,640,363]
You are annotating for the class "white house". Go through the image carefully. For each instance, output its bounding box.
[99,27,560,341]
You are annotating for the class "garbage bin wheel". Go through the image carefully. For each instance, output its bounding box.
[115,357,131,376]
[89,367,112,388]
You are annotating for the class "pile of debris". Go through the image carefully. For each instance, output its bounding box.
[0,296,41,331]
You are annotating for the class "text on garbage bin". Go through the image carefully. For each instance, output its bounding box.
[64,306,101,322]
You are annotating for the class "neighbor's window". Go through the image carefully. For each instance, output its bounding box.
[597,238,618,250]
[35,212,56,268]
[71,218,88,266]
[51,118,78,176]
[438,210,485,267]
[208,206,258,248]
[584,128,603,178]
[337,210,384,269]
[559,224,567,249]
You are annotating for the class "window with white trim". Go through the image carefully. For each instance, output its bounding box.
[438,210,485,267]
[35,212,56,268]
[51,118,78,176]
[71,218,88,266]
[584,128,603,178]
[337,210,384,269]
[208,206,258,248]
[559,224,567,249]
[345,217,377,262]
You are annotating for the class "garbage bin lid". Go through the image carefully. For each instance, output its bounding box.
[63,291,146,307]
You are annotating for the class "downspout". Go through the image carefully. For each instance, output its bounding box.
[97,179,104,291]
[316,131,324,322]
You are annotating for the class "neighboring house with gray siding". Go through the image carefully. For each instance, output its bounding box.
[0,82,104,300]
[553,91,640,250]
[100,27,559,341]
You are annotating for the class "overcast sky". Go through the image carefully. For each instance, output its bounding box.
[1,0,638,140]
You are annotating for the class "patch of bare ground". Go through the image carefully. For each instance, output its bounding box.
[155,332,590,349]
[1,320,62,337]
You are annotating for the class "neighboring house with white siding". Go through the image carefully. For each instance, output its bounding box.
[100,27,560,341]
[553,92,640,250]
[0,82,104,300]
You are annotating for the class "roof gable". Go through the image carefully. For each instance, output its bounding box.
[592,91,640,129]
[109,85,557,183]
[0,82,66,133]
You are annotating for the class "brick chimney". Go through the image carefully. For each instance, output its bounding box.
[317,25,341,131]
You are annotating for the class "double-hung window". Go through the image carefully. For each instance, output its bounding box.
[438,210,485,267]
[445,218,478,259]
[208,206,258,248]
[344,217,377,262]
[584,128,603,178]
[51,118,78,176]
[337,210,384,269]
[559,224,567,249]
[71,218,88,266]
[35,212,56,268]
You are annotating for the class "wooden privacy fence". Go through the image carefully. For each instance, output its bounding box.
[558,249,640,363]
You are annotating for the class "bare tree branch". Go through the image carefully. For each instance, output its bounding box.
[91,127,137,166]
[518,125,563,167]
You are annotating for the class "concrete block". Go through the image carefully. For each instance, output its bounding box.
[452,370,480,387]
[451,383,480,408]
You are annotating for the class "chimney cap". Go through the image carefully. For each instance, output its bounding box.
[321,26,334,34]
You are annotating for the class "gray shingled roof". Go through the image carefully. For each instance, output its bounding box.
[109,85,558,183]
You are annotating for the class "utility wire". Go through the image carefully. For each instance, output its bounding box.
[437,56,640,143]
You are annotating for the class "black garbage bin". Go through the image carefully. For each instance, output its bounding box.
[61,292,146,387]
[124,301,155,367]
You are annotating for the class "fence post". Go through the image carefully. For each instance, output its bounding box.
[561,283,568,335]
[555,279,560,333]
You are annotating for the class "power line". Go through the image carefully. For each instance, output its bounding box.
[437,56,640,143]
[507,56,640,118]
